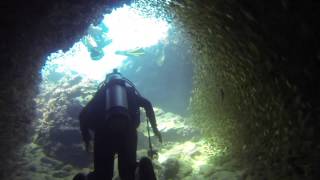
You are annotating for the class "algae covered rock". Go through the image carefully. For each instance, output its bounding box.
[211,171,240,180]
[34,74,98,167]
[138,107,200,147]
[162,158,180,179]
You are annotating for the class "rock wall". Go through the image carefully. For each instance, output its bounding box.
[0,0,128,178]
[171,0,320,179]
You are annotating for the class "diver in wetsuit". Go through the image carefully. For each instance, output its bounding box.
[82,23,112,61]
[79,69,162,180]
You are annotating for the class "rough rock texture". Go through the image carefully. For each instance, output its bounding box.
[1,0,320,179]
[0,0,130,178]
[171,0,320,179]
[35,74,98,167]
[11,141,89,180]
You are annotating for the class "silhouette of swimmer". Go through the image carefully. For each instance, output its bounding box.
[78,69,162,180]
[82,23,112,60]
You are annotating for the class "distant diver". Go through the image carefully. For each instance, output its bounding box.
[115,47,145,57]
[82,23,112,61]
[77,68,162,180]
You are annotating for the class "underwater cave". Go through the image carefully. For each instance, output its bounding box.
[1,0,320,179]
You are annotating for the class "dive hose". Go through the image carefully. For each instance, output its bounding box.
[146,118,157,159]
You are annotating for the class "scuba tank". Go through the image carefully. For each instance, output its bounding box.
[105,70,130,123]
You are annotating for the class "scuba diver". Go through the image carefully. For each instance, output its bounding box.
[82,23,112,61]
[115,47,145,58]
[78,69,162,180]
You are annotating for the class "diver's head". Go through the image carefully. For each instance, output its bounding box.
[112,68,119,74]
[106,68,122,82]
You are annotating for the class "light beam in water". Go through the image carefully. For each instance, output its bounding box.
[42,4,169,81]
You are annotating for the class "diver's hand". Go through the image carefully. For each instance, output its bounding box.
[154,129,162,143]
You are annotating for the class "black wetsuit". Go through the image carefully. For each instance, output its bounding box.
[79,83,157,180]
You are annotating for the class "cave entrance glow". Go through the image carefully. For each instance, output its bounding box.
[32,2,222,179]
[41,4,169,81]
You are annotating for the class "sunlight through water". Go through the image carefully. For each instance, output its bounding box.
[42,4,169,81]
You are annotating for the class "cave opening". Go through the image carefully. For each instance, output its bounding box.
[41,4,170,81]
[1,0,320,179]
[29,1,213,179]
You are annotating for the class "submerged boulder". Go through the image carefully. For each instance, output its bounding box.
[34,74,97,167]
[211,171,240,180]
[162,158,180,179]
[138,107,200,150]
